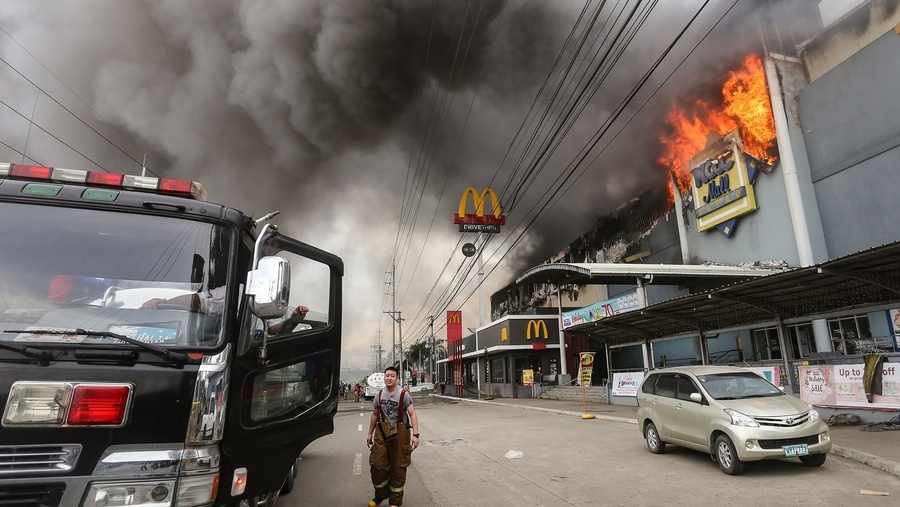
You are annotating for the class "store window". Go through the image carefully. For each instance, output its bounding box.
[828,315,885,354]
[515,355,541,384]
[490,357,507,383]
[787,324,815,358]
[752,328,781,360]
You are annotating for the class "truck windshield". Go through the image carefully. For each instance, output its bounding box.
[0,202,233,349]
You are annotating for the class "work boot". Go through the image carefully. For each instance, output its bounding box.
[367,500,380,507]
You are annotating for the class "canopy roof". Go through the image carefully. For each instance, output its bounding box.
[549,241,900,345]
[516,261,783,286]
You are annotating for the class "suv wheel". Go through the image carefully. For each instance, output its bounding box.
[799,453,827,467]
[644,422,666,454]
[715,435,744,475]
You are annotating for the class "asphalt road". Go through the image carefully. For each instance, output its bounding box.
[278,393,900,506]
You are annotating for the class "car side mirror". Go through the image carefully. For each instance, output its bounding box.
[246,256,291,319]
[690,392,702,403]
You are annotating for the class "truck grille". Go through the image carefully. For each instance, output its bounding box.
[0,483,65,507]
[0,445,81,476]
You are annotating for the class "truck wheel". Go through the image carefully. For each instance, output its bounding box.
[281,457,299,494]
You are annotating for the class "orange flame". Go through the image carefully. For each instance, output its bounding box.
[658,54,777,201]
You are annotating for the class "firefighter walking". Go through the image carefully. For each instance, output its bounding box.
[366,366,419,507]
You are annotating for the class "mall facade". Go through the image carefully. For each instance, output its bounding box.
[442,1,900,410]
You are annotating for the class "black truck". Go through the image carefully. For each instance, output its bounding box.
[0,162,343,506]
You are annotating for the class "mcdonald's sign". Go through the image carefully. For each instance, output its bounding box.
[446,310,462,343]
[527,318,549,350]
[453,187,506,233]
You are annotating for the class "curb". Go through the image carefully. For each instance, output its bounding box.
[439,395,900,478]
[830,444,900,478]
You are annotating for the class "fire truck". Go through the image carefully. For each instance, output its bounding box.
[0,163,343,506]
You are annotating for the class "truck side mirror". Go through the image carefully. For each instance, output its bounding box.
[246,256,291,319]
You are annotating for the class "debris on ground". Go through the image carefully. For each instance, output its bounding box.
[826,413,861,426]
[861,415,900,432]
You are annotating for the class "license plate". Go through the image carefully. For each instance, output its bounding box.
[783,444,809,457]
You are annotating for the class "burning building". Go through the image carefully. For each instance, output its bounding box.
[458,0,900,413]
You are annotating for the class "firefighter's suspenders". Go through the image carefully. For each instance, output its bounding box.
[376,388,407,441]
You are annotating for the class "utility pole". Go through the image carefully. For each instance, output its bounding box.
[428,315,435,384]
[372,329,383,372]
[384,308,404,386]
[384,264,397,370]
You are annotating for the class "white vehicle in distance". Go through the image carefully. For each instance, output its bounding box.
[364,372,385,401]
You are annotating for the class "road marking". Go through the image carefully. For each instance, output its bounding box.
[361,412,365,416]
[353,453,363,475]
[358,424,363,432]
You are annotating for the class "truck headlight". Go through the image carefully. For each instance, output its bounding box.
[84,480,174,506]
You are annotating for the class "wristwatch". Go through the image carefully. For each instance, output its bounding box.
[413,433,420,438]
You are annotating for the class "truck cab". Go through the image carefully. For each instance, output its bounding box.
[0,163,343,506]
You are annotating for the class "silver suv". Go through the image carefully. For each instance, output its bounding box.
[636,365,831,475]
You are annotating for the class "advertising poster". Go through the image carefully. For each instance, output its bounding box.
[523,369,534,387]
[578,352,595,386]
[744,366,781,387]
[611,371,644,397]
[889,309,900,350]
[561,291,640,329]
[798,364,900,408]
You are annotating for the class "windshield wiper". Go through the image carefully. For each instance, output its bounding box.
[0,339,52,361]
[4,328,191,365]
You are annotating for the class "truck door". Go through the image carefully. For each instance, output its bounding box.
[220,232,343,502]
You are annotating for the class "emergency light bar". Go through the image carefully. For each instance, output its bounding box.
[0,162,207,201]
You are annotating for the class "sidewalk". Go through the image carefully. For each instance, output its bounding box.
[433,394,900,478]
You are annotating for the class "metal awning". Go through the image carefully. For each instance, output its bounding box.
[515,261,783,286]
[567,241,900,345]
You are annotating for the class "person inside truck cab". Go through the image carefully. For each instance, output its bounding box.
[141,288,308,334]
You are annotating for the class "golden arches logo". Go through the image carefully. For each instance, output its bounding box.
[501,327,508,342]
[453,187,506,225]
[447,313,461,325]
[526,320,549,340]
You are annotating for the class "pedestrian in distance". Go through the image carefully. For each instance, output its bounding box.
[367,366,419,507]
[354,383,362,403]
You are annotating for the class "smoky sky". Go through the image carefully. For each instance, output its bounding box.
[0,0,802,368]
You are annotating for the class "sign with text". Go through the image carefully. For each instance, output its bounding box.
[611,371,645,397]
[798,364,900,408]
[562,291,640,329]
[523,369,534,386]
[578,352,595,386]
[688,131,764,237]
[454,187,505,233]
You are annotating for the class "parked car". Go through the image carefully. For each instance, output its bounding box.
[636,365,831,475]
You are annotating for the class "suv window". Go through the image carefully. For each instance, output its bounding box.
[676,376,700,401]
[655,374,677,397]
[641,374,658,394]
